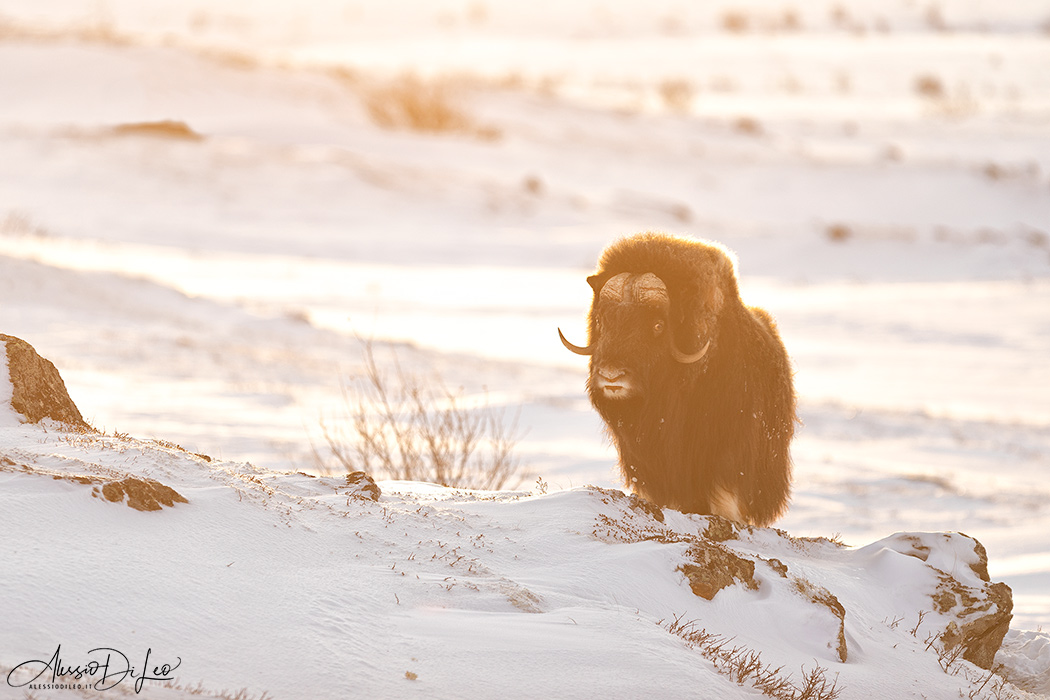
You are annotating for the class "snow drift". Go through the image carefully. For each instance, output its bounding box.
[2,336,1048,699]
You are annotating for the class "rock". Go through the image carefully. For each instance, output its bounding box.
[1,456,189,512]
[764,557,789,578]
[874,531,1013,670]
[100,477,189,511]
[678,540,759,600]
[793,577,849,662]
[963,535,991,582]
[346,471,382,501]
[702,515,739,542]
[935,575,1013,669]
[1,334,89,430]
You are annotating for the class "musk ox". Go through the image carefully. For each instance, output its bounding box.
[558,233,796,526]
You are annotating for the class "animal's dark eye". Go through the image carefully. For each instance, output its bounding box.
[653,320,665,336]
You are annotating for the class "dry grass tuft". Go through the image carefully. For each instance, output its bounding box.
[111,120,203,141]
[664,615,842,699]
[734,116,763,136]
[659,79,695,113]
[722,11,751,33]
[361,75,500,140]
[915,74,946,99]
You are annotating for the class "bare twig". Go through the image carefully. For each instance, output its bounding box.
[317,340,527,490]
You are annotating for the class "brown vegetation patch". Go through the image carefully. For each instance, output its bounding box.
[825,224,852,243]
[110,120,203,141]
[659,79,695,113]
[915,74,946,99]
[734,116,763,136]
[361,76,500,140]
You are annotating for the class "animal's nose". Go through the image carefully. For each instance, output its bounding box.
[599,368,626,382]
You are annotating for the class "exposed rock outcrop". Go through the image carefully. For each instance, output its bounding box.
[1,334,89,430]
[99,476,190,511]
[678,540,759,601]
[2,334,188,510]
[585,494,1016,670]
[792,577,849,663]
[864,531,1013,671]
[0,457,189,511]
[933,566,1013,669]
[346,471,382,501]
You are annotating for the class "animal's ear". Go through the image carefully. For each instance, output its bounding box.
[586,274,603,292]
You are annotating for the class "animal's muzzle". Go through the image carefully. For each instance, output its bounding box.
[595,367,631,399]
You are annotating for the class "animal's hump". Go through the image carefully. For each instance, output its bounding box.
[595,232,738,297]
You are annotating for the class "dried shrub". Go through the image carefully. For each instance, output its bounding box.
[825,223,852,242]
[734,116,763,136]
[779,9,802,32]
[915,74,946,99]
[361,75,500,140]
[722,10,751,33]
[926,4,947,32]
[659,79,695,113]
[830,5,851,29]
[522,174,544,196]
[316,342,525,490]
[111,120,203,141]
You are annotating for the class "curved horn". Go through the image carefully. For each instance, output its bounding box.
[671,339,711,364]
[558,328,594,356]
[633,273,669,306]
[599,273,631,303]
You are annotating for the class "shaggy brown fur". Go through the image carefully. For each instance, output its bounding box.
[568,233,796,526]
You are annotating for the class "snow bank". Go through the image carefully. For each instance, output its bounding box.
[1000,630,1050,695]
[2,417,1047,699]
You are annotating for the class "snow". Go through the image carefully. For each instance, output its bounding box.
[0,345,20,427]
[0,427,1046,698]
[1,0,1049,696]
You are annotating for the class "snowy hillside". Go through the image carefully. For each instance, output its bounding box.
[1,0,1050,696]
[1,350,1047,698]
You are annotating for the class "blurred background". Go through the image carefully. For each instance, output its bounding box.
[0,0,1048,627]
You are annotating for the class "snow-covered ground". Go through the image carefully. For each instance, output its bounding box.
[0,407,1045,699]
[1,0,1049,696]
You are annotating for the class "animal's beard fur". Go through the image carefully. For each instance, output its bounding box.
[590,360,682,492]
